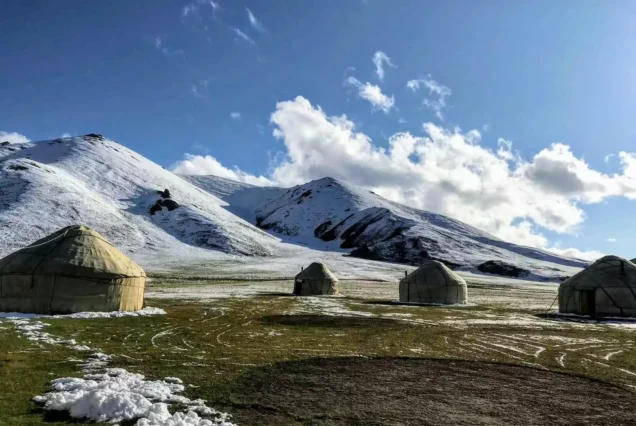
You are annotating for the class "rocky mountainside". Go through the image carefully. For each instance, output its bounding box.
[183,175,588,280]
[0,135,278,259]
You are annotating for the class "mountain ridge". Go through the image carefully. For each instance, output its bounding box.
[181,173,588,279]
[0,134,585,281]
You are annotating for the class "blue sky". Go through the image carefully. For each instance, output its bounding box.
[2,0,636,259]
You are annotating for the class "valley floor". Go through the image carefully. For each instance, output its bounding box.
[2,277,636,425]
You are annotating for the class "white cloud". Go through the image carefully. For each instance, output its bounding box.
[548,247,605,262]
[172,96,636,259]
[372,51,396,81]
[0,131,29,144]
[182,0,219,19]
[266,97,636,249]
[345,76,395,113]
[191,80,209,99]
[406,75,451,120]
[232,28,256,45]
[171,154,273,186]
[230,112,242,120]
[152,36,183,57]
[246,8,266,32]
[398,118,407,124]
[604,153,615,163]
[606,237,617,242]
[182,4,197,17]
[61,133,72,138]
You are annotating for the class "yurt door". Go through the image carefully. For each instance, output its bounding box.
[579,290,596,318]
[293,279,303,295]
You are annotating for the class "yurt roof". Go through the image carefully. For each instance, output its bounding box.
[0,225,145,279]
[560,255,636,289]
[296,262,338,281]
[401,260,466,286]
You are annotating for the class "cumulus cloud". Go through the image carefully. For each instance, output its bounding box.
[606,237,617,242]
[172,96,636,259]
[230,112,242,120]
[0,131,30,144]
[246,8,266,32]
[345,77,395,113]
[266,97,636,247]
[232,28,255,45]
[372,51,396,81]
[171,154,273,186]
[407,75,451,120]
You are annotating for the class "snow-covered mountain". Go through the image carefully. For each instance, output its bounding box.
[182,174,588,278]
[0,135,279,259]
[0,134,586,281]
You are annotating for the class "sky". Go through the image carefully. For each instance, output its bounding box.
[2,0,636,260]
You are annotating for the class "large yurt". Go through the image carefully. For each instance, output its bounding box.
[399,260,468,305]
[559,255,636,318]
[0,225,145,314]
[293,262,338,296]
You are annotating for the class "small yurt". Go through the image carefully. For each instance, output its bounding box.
[0,225,145,314]
[559,255,636,318]
[293,262,338,295]
[399,260,468,305]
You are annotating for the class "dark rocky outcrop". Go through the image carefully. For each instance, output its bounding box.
[7,165,28,171]
[157,189,171,199]
[84,133,104,140]
[0,141,10,146]
[149,198,180,215]
[477,260,529,278]
[349,236,462,269]
[314,220,332,238]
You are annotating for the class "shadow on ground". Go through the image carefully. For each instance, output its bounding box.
[536,312,636,326]
[260,314,404,328]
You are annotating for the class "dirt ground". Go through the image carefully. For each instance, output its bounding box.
[229,357,636,426]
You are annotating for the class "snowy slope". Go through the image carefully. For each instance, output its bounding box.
[181,175,285,223]
[184,175,588,279]
[0,135,278,259]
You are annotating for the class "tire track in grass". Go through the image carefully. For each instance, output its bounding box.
[604,350,624,360]
[556,353,566,368]
[151,326,177,348]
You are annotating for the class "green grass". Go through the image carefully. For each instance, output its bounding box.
[1,280,635,425]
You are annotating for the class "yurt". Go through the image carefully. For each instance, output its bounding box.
[0,225,145,314]
[293,262,338,295]
[399,260,468,305]
[559,255,636,318]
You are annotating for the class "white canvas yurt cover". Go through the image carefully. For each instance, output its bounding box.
[559,255,636,318]
[293,262,338,295]
[0,225,145,314]
[399,260,468,305]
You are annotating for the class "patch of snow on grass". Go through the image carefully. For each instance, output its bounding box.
[0,307,166,319]
[32,368,235,425]
[4,310,235,425]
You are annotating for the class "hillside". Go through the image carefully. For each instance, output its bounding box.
[0,135,279,260]
[182,175,588,279]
